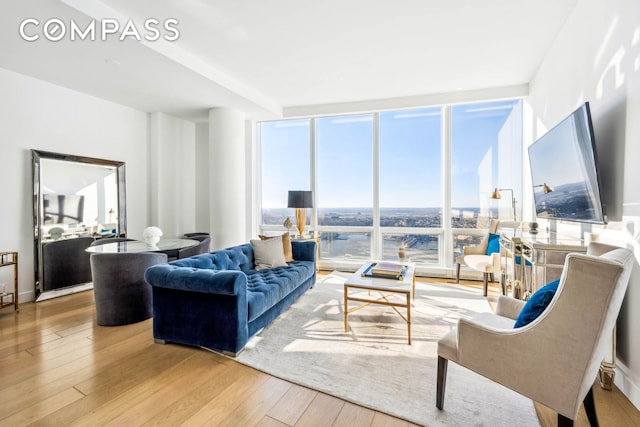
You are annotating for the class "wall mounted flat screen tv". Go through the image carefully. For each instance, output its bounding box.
[528,102,606,224]
[43,194,85,225]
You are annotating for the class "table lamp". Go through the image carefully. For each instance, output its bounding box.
[288,190,313,237]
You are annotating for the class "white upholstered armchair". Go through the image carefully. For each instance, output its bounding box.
[437,242,634,426]
[455,219,501,296]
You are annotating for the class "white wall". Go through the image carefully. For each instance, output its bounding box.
[527,0,640,408]
[0,67,150,302]
[148,112,196,238]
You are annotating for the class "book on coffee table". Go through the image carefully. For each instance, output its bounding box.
[362,262,407,280]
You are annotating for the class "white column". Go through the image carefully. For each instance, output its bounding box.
[208,108,246,249]
[195,123,210,232]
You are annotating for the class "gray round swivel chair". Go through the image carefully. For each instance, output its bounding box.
[90,252,167,326]
[177,236,211,259]
[42,236,94,291]
[183,232,210,239]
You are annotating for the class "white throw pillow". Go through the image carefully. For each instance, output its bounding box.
[251,237,288,270]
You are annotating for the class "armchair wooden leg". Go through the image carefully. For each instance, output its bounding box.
[557,386,598,427]
[436,356,448,410]
[482,273,488,296]
[558,414,573,426]
[455,263,461,283]
[583,386,599,427]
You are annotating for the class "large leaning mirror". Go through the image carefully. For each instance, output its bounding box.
[32,150,126,301]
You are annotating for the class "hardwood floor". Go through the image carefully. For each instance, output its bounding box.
[0,275,638,426]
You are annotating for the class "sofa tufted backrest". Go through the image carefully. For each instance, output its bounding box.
[169,243,254,272]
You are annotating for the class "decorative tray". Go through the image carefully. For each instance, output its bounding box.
[361,262,407,280]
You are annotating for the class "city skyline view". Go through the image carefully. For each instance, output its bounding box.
[263,206,494,264]
[263,206,499,228]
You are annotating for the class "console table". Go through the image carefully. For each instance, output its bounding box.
[499,230,618,390]
[499,230,587,299]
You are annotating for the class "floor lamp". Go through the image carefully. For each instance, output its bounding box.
[533,183,553,195]
[490,188,517,222]
[288,190,313,237]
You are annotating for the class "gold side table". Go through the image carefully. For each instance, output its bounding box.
[0,252,19,312]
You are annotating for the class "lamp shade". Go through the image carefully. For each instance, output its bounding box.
[288,190,313,208]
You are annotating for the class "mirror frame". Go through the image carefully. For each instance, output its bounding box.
[32,150,126,301]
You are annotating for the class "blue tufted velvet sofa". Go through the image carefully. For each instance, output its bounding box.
[144,240,316,356]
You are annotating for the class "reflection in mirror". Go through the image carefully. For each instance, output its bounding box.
[32,150,126,301]
[40,160,120,237]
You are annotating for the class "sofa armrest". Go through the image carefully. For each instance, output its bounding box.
[147,264,250,355]
[291,240,317,263]
[495,295,525,320]
[144,265,247,295]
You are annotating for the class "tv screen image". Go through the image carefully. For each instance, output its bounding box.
[43,194,85,225]
[528,102,606,224]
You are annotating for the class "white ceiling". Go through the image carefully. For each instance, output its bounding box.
[1,0,577,122]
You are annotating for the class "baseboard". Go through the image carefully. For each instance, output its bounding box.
[615,359,640,411]
[19,289,35,303]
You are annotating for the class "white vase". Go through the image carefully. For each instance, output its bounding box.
[144,235,160,245]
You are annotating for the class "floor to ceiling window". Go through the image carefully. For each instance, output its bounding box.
[450,100,523,260]
[260,119,311,227]
[316,114,374,261]
[259,99,522,272]
[379,108,442,264]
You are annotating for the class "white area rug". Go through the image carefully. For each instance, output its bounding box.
[235,272,541,426]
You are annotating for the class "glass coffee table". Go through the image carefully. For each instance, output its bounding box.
[343,261,416,344]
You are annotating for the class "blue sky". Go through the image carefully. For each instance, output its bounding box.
[261,100,520,209]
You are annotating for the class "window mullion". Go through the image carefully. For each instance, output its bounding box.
[310,118,317,233]
[442,106,453,268]
[372,112,381,259]
[254,122,262,238]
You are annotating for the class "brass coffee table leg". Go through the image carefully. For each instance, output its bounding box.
[412,275,415,301]
[407,292,411,345]
[344,284,348,332]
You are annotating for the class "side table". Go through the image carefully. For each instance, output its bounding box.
[0,252,19,312]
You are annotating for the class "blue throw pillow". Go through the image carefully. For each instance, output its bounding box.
[514,279,560,328]
[486,233,500,255]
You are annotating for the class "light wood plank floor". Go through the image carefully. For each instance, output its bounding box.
[0,274,638,426]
